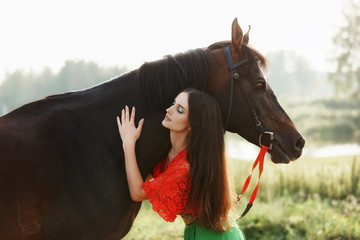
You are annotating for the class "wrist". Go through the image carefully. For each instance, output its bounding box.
[123,141,136,150]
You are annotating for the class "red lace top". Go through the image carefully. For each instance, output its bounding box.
[141,148,197,222]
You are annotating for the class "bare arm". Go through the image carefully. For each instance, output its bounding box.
[117,106,147,202]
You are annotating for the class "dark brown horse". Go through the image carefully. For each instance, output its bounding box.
[0,19,304,240]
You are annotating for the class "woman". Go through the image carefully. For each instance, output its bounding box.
[117,89,246,239]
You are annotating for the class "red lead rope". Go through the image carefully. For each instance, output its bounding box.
[237,145,269,219]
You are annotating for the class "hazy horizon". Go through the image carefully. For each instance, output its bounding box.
[0,0,345,84]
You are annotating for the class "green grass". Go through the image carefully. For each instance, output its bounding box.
[124,155,360,240]
[237,197,360,240]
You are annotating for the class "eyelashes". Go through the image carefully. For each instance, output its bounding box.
[172,101,185,114]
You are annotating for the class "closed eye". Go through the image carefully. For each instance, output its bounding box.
[254,80,266,90]
[172,100,186,114]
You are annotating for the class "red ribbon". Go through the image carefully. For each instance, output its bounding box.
[237,145,268,218]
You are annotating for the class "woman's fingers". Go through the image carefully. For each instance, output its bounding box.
[119,106,142,125]
[121,109,125,123]
[125,105,129,121]
[120,106,130,124]
[119,106,137,125]
[130,106,135,123]
[116,116,122,128]
[137,118,144,132]
[117,106,144,142]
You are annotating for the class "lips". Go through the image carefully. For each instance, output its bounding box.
[164,114,171,121]
[269,140,291,164]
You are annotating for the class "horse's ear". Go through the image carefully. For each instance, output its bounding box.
[231,18,243,52]
[243,25,251,45]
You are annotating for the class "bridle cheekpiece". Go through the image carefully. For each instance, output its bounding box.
[223,45,274,218]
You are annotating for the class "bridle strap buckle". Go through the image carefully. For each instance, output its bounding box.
[259,131,273,150]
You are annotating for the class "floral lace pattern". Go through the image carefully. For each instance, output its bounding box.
[142,148,196,222]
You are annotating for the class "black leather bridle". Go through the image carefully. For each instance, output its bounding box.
[223,46,273,150]
[223,45,275,218]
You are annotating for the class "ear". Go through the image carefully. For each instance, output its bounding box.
[231,18,243,53]
[243,25,251,45]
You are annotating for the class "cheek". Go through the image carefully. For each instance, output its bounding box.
[173,115,189,130]
[180,117,190,129]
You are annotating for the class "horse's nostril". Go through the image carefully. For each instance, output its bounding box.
[295,136,305,150]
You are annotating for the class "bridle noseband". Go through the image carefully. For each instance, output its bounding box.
[223,46,273,150]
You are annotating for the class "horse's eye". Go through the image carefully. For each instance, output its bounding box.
[254,81,265,90]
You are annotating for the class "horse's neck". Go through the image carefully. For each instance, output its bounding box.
[62,70,140,114]
[85,70,138,103]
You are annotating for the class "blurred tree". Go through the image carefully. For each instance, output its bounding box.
[266,50,329,98]
[52,60,122,93]
[329,0,360,100]
[0,61,128,116]
[0,70,32,111]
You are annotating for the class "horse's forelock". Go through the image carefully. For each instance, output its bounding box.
[246,45,269,70]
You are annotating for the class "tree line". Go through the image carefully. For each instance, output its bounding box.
[0,49,325,116]
[0,61,128,115]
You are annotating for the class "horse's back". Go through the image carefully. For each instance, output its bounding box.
[0,82,141,240]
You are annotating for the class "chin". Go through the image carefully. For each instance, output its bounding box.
[161,119,168,128]
[269,143,291,164]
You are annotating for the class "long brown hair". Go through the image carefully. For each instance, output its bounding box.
[184,88,232,232]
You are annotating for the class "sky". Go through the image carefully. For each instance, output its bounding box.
[0,0,346,84]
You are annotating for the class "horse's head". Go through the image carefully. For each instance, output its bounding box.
[206,18,305,164]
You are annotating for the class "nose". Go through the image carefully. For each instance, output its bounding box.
[167,104,177,113]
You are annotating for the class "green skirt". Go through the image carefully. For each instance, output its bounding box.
[184,217,246,240]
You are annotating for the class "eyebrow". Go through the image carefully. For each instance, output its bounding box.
[178,104,187,111]
[174,99,187,112]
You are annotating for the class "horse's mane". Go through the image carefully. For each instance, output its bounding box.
[137,48,209,115]
[137,42,268,115]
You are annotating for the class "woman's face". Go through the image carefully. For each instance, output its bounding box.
[162,92,190,134]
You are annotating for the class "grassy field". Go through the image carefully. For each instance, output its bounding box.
[124,155,360,240]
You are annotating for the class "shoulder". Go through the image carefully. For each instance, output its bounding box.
[171,148,189,170]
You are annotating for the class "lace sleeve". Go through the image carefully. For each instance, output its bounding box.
[142,158,190,222]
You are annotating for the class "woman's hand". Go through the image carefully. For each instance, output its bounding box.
[117,106,144,148]
[117,106,147,202]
